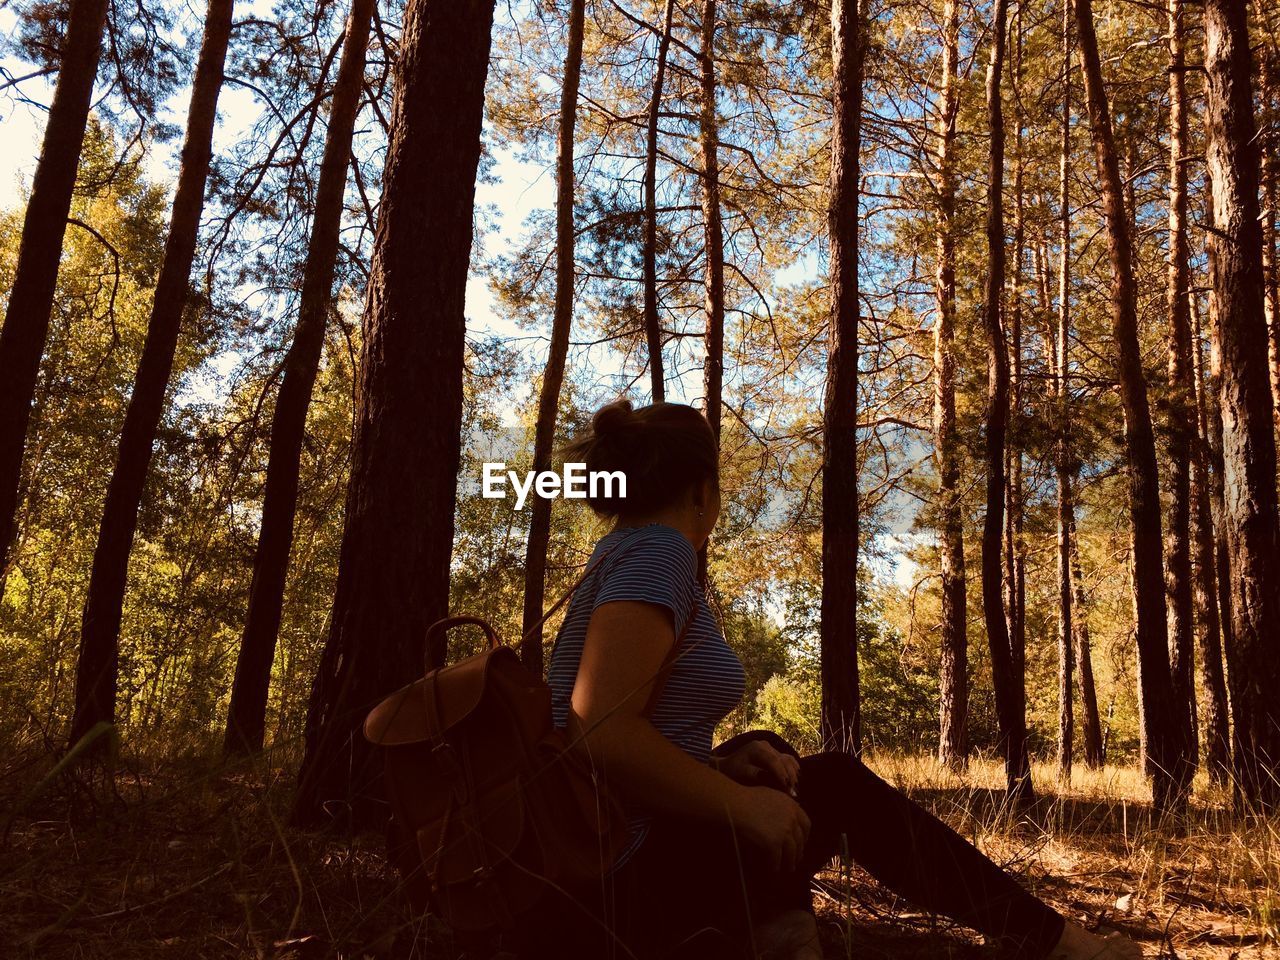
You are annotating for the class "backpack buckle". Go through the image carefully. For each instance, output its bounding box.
[432,740,469,803]
[433,739,461,778]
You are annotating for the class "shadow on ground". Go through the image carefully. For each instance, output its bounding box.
[0,746,1269,959]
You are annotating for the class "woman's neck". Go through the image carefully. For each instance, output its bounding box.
[612,508,702,548]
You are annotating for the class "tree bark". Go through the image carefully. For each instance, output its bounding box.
[699,0,724,446]
[934,0,967,771]
[1164,0,1199,771]
[0,0,110,570]
[1205,173,1239,786]
[696,0,725,587]
[821,0,862,753]
[1069,515,1106,767]
[642,0,676,403]
[70,0,235,745]
[1258,49,1280,437]
[1075,0,1189,812]
[223,0,375,754]
[292,0,496,828]
[980,0,1031,802]
[519,0,585,673]
[1192,295,1234,784]
[1202,0,1280,809]
[1055,0,1075,780]
[1005,5,1027,732]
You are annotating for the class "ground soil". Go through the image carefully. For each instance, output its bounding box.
[1,749,1272,959]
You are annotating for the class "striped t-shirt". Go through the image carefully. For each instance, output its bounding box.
[547,523,746,852]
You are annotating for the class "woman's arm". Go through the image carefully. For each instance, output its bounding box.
[568,600,810,870]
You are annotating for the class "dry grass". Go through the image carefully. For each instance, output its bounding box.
[830,753,1279,959]
[0,737,1274,959]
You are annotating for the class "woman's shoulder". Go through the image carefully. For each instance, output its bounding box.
[589,525,699,623]
[601,524,696,570]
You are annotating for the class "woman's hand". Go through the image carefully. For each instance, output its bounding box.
[729,785,811,873]
[715,739,801,794]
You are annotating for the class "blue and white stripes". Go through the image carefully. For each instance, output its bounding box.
[547,524,747,854]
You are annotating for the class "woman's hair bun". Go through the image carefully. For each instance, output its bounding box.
[559,398,718,518]
[591,398,636,439]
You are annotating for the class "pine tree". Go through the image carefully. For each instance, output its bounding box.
[71,0,235,745]
[520,0,586,674]
[821,0,863,752]
[642,0,677,402]
[293,0,498,827]
[980,0,1032,802]
[1202,0,1280,809]
[223,0,376,754]
[0,0,111,569]
[1163,0,1199,771]
[933,0,967,771]
[1054,0,1075,779]
[1075,0,1190,812]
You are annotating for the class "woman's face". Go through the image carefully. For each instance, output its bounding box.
[694,476,721,545]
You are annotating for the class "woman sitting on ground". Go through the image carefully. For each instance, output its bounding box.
[527,399,1142,960]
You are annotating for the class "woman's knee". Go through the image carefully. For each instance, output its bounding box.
[713,729,800,760]
[798,750,886,797]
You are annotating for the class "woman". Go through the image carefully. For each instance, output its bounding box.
[530,399,1141,960]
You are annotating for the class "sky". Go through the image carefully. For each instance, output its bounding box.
[0,9,546,343]
[0,16,922,588]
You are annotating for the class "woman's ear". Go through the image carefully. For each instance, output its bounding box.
[691,476,716,512]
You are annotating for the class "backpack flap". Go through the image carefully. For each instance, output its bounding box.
[363,645,521,747]
[362,611,626,931]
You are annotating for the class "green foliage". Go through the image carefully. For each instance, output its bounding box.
[1,120,167,731]
[0,0,1247,777]
[752,672,822,754]
[0,120,357,747]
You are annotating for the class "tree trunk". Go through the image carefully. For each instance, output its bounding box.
[1164,0,1199,771]
[821,0,862,753]
[292,0,496,828]
[1055,0,1075,780]
[1069,516,1105,767]
[696,0,725,587]
[1075,0,1189,812]
[642,0,676,403]
[1205,173,1239,785]
[1057,483,1074,782]
[1192,295,1234,784]
[980,0,1031,803]
[699,0,724,446]
[1203,0,1280,809]
[1258,49,1280,437]
[1005,5,1027,732]
[934,0,967,771]
[70,0,235,746]
[223,0,375,755]
[0,0,110,569]
[519,0,585,673]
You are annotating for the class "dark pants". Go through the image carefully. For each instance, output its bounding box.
[515,733,1065,959]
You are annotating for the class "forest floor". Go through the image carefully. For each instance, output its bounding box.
[0,731,1275,960]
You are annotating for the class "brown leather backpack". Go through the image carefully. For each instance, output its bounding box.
[363,543,683,931]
